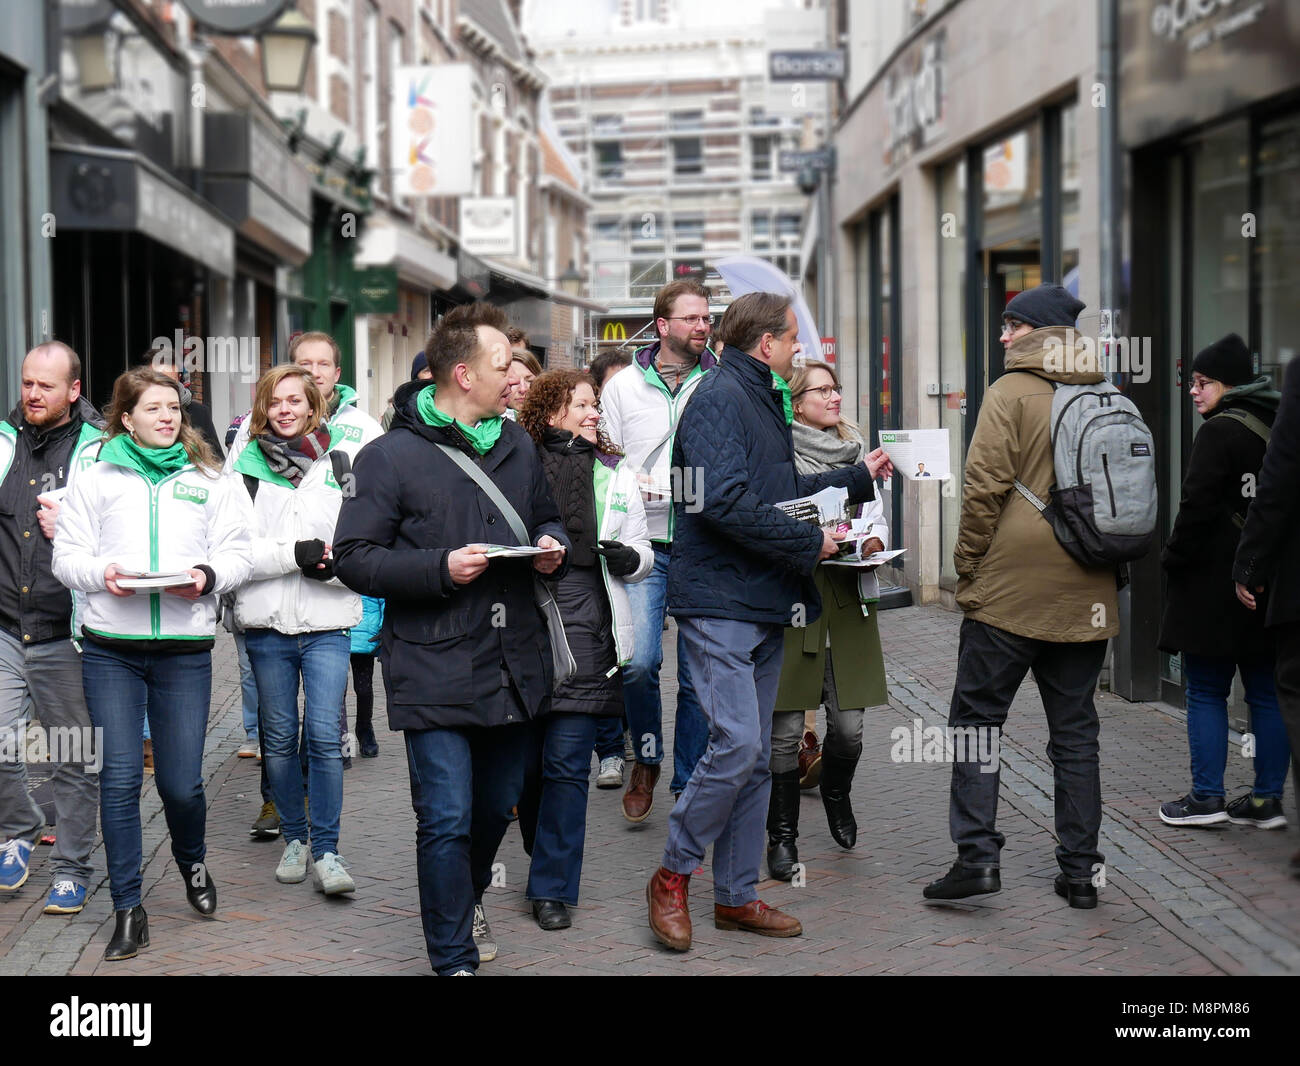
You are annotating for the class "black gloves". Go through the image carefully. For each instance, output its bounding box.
[294,539,334,581]
[594,539,640,578]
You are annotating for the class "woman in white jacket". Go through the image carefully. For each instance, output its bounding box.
[53,367,253,961]
[515,370,653,931]
[229,365,363,897]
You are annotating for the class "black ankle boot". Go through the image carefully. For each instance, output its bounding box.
[104,906,149,961]
[766,769,801,881]
[820,750,860,850]
[180,861,217,916]
[356,715,378,758]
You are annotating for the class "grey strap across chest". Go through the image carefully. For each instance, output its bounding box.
[434,443,530,544]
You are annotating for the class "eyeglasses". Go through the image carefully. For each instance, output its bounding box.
[1000,319,1029,336]
[795,384,842,401]
[664,315,713,327]
[1189,375,1217,391]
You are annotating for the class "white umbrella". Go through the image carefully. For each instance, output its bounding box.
[714,255,821,361]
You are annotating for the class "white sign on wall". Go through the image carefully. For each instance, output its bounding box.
[391,64,473,197]
[460,196,518,257]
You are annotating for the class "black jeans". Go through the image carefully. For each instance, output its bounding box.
[947,618,1107,880]
[1267,621,1300,818]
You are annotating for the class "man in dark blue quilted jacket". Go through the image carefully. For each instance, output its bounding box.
[645,292,892,951]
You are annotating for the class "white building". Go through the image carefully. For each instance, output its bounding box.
[524,0,830,351]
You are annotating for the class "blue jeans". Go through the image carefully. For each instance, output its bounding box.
[1183,653,1290,799]
[624,546,708,792]
[234,631,259,740]
[522,713,599,906]
[244,629,349,859]
[404,723,531,975]
[82,642,211,911]
[593,715,625,760]
[663,617,784,906]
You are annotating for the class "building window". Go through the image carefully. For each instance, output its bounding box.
[751,212,772,250]
[592,114,623,135]
[673,137,703,178]
[776,211,801,247]
[671,109,704,132]
[751,135,774,181]
[749,106,780,128]
[594,218,622,251]
[595,141,623,181]
[674,216,704,252]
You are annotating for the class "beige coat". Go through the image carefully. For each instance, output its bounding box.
[954,326,1119,642]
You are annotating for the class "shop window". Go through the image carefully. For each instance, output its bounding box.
[1257,110,1300,388]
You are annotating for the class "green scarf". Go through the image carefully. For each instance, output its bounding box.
[1219,375,1283,412]
[771,373,794,426]
[416,384,503,455]
[328,382,358,420]
[99,435,189,484]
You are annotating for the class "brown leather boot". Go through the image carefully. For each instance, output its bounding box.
[713,900,802,937]
[622,762,660,823]
[647,867,691,951]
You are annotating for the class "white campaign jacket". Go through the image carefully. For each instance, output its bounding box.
[228,434,364,635]
[599,348,713,543]
[53,461,253,640]
[593,458,654,663]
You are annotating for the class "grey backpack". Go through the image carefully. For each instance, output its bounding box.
[1013,380,1157,568]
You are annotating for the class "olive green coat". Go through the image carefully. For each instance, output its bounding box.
[774,566,888,711]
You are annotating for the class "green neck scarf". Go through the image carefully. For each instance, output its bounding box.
[416,384,504,456]
[328,382,357,420]
[771,373,794,426]
[99,434,189,484]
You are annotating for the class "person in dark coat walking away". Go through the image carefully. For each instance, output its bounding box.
[1159,334,1288,830]
[647,292,889,952]
[1234,351,1300,873]
[514,370,652,931]
[333,302,568,976]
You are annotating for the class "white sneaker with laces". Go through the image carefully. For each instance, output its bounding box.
[275,839,309,883]
[312,852,356,895]
[596,756,625,789]
[237,737,259,758]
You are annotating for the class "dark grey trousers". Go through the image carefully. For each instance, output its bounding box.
[947,618,1107,881]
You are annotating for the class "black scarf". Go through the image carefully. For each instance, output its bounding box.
[540,427,598,567]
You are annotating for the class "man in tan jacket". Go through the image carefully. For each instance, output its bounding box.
[923,284,1118,911]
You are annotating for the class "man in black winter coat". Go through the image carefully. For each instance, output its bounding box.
[646,292,892,952]
[1233,351,1300,863]
[334,302,568,976]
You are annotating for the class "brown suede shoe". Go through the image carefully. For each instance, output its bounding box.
[714,900,802,937]
[622,762,661,823]
[647,867,691,951]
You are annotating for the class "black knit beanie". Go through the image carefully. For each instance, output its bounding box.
[1191,333,1253,387]
[1003,284,1085,329]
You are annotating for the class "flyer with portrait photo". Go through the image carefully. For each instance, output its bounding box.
[879,428,952,481]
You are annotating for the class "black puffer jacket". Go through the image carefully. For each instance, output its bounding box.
[538,430,622,717]
[334,380,570,731]
[1235,355,1300,628]
[1160,384,1278,658]
[666,346,874,625]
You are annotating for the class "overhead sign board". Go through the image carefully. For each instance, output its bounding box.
[778,147,835,172]
[769,49,846,82]
[178,0,289,34]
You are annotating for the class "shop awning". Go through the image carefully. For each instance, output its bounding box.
[50,145,236,277]
[357,224,457,292]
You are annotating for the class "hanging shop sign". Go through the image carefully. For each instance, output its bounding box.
[354,266,400,315]
[392,64,474,197]
[460,197,518,257]
[177,0,290,34]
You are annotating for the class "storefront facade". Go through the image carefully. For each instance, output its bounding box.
[832,0,1100,609]
[1120,0,1300,703]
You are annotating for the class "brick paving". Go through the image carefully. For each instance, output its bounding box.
[1,605,1297,975]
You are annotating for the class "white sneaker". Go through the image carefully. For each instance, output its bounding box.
[312,851,356,895]
[275,839,309,883]
[473,902,498,962]
[596,756,625,789]
[237,737,259,759]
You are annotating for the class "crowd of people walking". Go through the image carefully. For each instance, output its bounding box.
[0,278,1296,974]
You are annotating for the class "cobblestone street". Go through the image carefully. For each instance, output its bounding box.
[2,604,1297,976]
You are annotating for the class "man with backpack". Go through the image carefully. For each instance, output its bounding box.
[924,284,1139,910]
